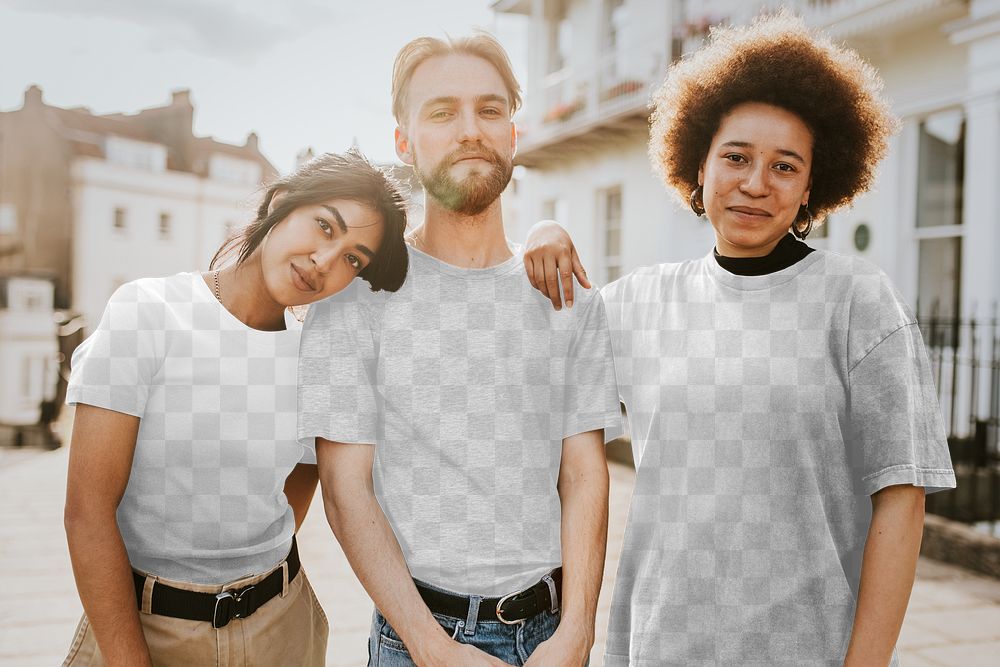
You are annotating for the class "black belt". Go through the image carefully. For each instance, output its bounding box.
[415,568,561,625]
[133,538,300,629]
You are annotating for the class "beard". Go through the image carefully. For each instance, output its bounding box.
[414,144,513,216]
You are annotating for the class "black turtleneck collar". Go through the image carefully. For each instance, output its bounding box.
[714,233,815,276]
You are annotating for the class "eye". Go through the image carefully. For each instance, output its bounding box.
[481,107,503,117]
[316,218,333,235]
[346,254,363,271]
[724,153,748,164]
[429,109,453,120]
[774,162,797,173]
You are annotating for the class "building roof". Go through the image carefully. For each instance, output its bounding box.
[13,85,276,181]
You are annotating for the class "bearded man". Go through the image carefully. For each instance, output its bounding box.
[297,32,622,667]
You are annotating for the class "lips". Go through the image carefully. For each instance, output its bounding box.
[453,154,490,164]
[291,263,316,292]
[729,206,772,217]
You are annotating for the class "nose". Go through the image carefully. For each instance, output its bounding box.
[457,108,484,144]
[310,243,338,274]
[739,162,770,197]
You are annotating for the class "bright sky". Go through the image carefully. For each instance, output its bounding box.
[0,0,527,173]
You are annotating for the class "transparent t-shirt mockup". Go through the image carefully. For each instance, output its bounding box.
[601,251,956,666]
[297,246,622,596]
[67,272,311,584]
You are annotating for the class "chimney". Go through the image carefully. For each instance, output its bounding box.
[245,131,259,151]
[170,89,192,107]
[23,85,43,108]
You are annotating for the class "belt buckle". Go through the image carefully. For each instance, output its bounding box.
[213,585,255,629]
[495,589,526,625]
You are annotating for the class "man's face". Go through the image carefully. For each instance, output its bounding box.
[395,54,516,215]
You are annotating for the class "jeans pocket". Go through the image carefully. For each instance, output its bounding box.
[375,610,462,656]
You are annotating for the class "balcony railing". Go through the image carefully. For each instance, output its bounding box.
[917,306,1000,529]
[520,42,667,152]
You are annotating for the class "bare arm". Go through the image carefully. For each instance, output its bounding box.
[844,484,925,666]
[283,462,319,532]
[525,429,609,666]
[64,404,151,667]
[524,220,591,311]
[316,439,510,667]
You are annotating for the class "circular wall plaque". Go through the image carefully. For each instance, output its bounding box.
[854,223,871,252]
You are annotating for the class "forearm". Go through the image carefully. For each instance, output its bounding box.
[844,485,925,666]
[65,513,150,667]
[556,433,610,648]
[323,475,451,665]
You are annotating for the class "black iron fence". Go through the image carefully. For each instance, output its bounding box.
[919,306,1000,528]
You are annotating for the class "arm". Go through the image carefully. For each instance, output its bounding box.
[64,404,151,667]
[844,484,925,666]
[525,429,609,666]
[523,220,591,311]
[283,463,319,532]
[316,439,511,667]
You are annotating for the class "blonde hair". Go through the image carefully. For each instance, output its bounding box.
[391,32,522,125]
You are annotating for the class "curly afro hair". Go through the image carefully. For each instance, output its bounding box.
[649,11,898,221]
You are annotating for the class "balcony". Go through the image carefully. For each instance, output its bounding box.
[799,0,967,39]
[515,43,668,169]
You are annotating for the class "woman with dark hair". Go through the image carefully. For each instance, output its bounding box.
[61,150,408,667]
[529,13,955,665]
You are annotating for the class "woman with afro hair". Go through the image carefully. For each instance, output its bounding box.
[527,11,955,666]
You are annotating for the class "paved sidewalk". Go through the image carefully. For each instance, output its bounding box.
[2,439,999,665]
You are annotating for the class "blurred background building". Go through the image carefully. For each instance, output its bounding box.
[0,86,276,330]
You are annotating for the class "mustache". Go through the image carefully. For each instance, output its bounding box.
[447,144,503,165]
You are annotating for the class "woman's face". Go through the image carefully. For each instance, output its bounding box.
[699,102,813,257]
[260,198,384,307]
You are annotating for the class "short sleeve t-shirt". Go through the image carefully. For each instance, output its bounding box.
[67,272,310,584]
[298,246,622,596]
[601,251,955,665]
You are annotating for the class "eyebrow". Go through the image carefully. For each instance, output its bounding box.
[719,140,807,165]
[322,205,375,260]
[322,205,347,233]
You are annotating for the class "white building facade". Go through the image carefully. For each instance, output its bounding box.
[71,142,262,332]
[0,87,274,332]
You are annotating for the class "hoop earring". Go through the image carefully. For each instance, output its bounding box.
[689,186,705,217]
[793,205,814,239]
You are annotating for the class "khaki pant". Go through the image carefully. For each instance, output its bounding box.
[63,566,328,667]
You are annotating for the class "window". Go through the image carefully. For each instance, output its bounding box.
[812,214,829,239]
[0,203,16,234]
[601,186,623,283]
[159,212,171,240]
[916,110,964,229]
[547,0,572,74]
[603,0,626,51]
[209,155,262,185]
[105,136,167,172]
[541,198,567,226]
[113,207,126,232]
[914,110,965,322]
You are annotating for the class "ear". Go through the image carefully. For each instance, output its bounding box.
[802,177,812,207]
[510,122,518,158]
[395,127,414,166]
[697,163,705,187]
[267,190,286,216]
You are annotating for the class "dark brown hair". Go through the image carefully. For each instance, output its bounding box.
[210,150,409,292]
[649,11,899,221]
[391,32,522,125]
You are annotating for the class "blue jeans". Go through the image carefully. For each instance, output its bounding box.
[368,601,560,666]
